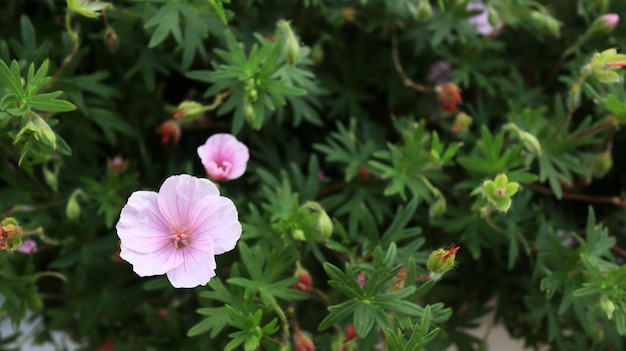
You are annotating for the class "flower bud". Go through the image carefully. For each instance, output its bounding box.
[292,228,306,241]
[437,83,462,114]
[244,102,256,128]
[295,331,315,351]
[278,20,300,66]
[300,201,333,240]
[107,155,128,173]
[104,27,119,53]
[601,297,616,320]
[416,0,432,22]
[172,101,204,122]
[66,192,82,221]
[0,218,23,252]
[529,10,561,38]
[452,112,472,133]
[427,245,460,276]
[591,150,612,178]
[342,323,358,344]
[156,120,181,145]
[429,195,446,219]
[292,262,313,294]
[519,131,542,156]
[589,48,626,84]
[342,7,357,22]
[587,14,619,37]
[43,165,58,192]
[487,5,500,28]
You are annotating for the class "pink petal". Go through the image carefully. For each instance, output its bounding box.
[197,134,249,181]
[188,196,242,255]
[17,239,37,254]
[166,246,217,288]
[116,191,171,254]
[157,174,219,226]
[120,244,185,276]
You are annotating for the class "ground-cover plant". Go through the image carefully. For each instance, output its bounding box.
[2,0,626,350]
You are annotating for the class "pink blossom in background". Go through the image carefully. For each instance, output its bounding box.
[467,2,502,35]
[197,133,249,181]
[115,174,242,288]
[602,13,620,30]
[17,239,37,254]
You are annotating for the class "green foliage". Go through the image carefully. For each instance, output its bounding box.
[2,0,626,350]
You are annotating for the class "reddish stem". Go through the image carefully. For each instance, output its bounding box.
[526,183,626,207]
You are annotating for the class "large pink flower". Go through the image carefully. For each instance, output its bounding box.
[197,133,249,181]
[116,174,241,288]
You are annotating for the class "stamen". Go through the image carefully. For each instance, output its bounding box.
[169,226,190,249]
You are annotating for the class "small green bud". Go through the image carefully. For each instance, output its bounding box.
[427,245,460,277]
[278,20,300,66]
[529,10,561,38]
[416,0,432,22]
[244,102,256,127]
[487,5,500,28]
[292,228,306,241]
[43,165,58,192]
[429,195,446,219]
[67,0,109,18]
[519,131,542,156]
[172,101,204,122]
[300,201,333,240]
[452,112,473,133]
[66,190,83,221]
[104,27,119,53]
[591,151,612,178]
[591,322,605,344]
[601,297,616,320]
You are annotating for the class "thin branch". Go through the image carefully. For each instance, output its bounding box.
[526,183,626,207]
[391,35,435,93]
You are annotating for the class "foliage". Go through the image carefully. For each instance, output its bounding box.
[2,0,626,350]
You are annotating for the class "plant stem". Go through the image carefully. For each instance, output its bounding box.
[570,116,617,139]
[391,35,434,93]
[34,271,68,283]
[272,302,290,346]
[526,183,626,207]
[43,10,79,92]
[552,66,590,140]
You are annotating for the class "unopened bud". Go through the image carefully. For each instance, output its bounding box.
[156,120,181,145]
[591,151,612,178]
[295,331,315,351]
[278,20,300,66]
[487,5,500,28]
[429,195,446,219]
[529,11,561,38]
[300,201,333,240]
[104,27,119,53]
[343,323,358,344]
[292,228,306,241]
[587,13,619,37]
[43,165,58,192]
[416,0,432,22]
[66,191,82,221]
[293,262,313,294]
[438,83,462,114]
[172,101,204,122]
[427,245,460,276]
[452,112,472,133]
[601,297,616,320]
[519,131,542,156]
[244,102,256,128]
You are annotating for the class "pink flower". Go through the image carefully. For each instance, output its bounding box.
[17,239,37,254]
[467,2,502,35]
[115,174,242,288]
[197,133,249,181]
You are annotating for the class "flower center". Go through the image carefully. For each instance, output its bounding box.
[216,160,232,173]
[170,226,191,249]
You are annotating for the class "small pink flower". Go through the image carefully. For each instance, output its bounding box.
[17,239,37,254]
[197,134,249,181]
[467,2,502,35]
[115,174,242,288]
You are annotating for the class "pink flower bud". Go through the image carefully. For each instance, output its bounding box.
[156,121,181,145]
[295,331,315,351]
[603,13,619,30]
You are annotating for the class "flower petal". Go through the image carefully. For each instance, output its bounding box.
[157,174,220,226]
[116,191,171,254]
[120,244,185,276]
[188,196,242,255]
[165,246,217,288]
